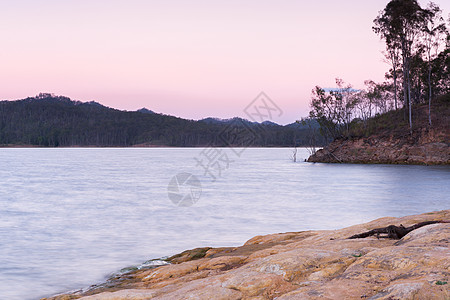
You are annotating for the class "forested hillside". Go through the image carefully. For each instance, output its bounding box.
[307,94,449,164]
[306,0,449,143]
[0,94,325,147]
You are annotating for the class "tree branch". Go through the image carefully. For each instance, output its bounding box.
[347,220,448,240]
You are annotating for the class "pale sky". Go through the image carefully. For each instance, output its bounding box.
[1,0,448,124]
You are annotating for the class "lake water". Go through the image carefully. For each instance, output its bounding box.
[0,148,449,300]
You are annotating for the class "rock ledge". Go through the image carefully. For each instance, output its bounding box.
[45,210,449,300]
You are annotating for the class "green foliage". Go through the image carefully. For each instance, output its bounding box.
[0,95,327,147]
[308,79,359,140]
[307,1,449,142]
[373,0,449,129]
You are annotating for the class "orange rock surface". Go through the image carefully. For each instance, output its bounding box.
[44,210,449,300]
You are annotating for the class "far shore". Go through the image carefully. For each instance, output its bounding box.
[0,144,315,148]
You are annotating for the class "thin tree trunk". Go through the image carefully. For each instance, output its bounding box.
[407,58,412,134]
[428,65,432,126]
[403,64,408,122]
[393,67,398,110]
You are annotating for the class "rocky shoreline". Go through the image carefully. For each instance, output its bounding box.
[44,210,449,300]
[307,128,450,165]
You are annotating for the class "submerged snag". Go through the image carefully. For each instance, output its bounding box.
[348,221,447,240]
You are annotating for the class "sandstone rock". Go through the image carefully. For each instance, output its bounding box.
[198,255,246,271]
[394,223,449,246]
[44,210,450,300]
[367,281,443,300]
[220,270,296,297]
[79,289,157,300]
[165,247,211,264]
[141,259,205,282]
[307,129,450,165]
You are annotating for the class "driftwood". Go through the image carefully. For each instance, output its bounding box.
[348,220,447,240]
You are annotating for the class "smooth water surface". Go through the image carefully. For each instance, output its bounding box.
[0,148,449,299]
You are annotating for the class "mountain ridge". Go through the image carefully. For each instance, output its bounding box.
[0,94,326,147]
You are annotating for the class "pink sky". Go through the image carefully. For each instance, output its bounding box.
[1,0,448,124]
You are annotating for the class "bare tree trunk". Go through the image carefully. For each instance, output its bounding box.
[402,56,408,122]
[428,65,432,126]
[407,59,412,134]
[348,221,447,240]
[292,146,297,162]
[393,66,398,110]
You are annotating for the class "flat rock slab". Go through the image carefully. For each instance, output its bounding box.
[44,210,450,300]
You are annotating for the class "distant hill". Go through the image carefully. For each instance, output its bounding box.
[136,108,155,114]
[0,94,327,147]
[199,117,258,127]
[285,119,320,129]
